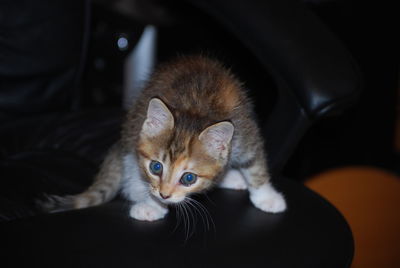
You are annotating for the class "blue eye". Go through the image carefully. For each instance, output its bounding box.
[149,161,163,176]
[180,172,197,186]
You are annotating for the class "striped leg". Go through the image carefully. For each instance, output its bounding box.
[240,152,286,213]
[219,169,248,190]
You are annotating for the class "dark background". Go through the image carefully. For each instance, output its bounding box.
[286,0,399,178]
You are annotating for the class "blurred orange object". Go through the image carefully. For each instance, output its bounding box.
[306,167,400,268]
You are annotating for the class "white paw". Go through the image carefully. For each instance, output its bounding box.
[219,169,247,190]
[129,202,169,221]
[249,183,286,213]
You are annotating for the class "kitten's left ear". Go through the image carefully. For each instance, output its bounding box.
[199,121,234,160]
[141,98,174,137]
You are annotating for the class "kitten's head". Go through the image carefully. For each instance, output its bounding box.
[137,98,234,204]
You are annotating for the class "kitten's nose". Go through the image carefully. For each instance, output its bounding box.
[160,193,171,199]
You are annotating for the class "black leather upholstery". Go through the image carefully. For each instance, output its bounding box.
[0,111,353,267]
[1,112,353,267]
[0,0,90,115]
[184,0,361,172]
[188,0,361,118]
[1,172,353,267]
[0,110,122,221]
[0,0,359,267]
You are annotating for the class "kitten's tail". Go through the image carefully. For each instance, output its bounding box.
[38,144,123,213]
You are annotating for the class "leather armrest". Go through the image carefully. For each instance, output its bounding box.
[182,0,363,172]
[184,0,362,119]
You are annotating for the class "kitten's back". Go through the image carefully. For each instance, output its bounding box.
[141,56,249,122]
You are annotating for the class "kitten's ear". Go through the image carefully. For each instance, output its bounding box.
[141,98,174,137]
[199,121,234,160]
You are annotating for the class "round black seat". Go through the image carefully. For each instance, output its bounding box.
[0,111,353,268]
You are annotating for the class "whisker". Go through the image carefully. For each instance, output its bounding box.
[172,203,181,234]
[180,201,190,241]
[182,199,197,240]
[186,197,215,233]
[186,197,209,231]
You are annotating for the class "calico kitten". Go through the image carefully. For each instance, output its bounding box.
[43,56,286,221]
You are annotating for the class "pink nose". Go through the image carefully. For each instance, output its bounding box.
[160,193,171,199]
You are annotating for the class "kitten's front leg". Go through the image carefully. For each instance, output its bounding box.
[129,197,168,221]
[122,153,169,221]
[240,154,286,213]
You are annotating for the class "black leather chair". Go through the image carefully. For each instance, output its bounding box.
[0,0,360,267]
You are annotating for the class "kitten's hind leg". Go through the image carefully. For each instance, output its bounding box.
[219,169,247,190]
[240,153,286,213]
[39,143,123,212]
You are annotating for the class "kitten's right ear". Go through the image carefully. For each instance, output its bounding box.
[141,98,174,137]
[199,121,234,160]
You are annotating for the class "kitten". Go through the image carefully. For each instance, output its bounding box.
[43,56,286,221]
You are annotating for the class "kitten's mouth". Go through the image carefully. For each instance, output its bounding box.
[152,192,184,204]
[160,196,184,204]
